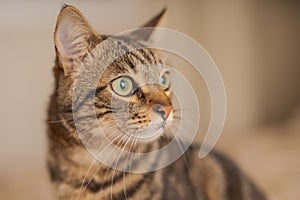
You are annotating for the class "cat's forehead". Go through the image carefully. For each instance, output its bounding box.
[95,35,163,62]
[89,35,166,81]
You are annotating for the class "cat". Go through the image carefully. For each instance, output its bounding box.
[47,5,267,200]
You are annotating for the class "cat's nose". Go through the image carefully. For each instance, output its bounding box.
[152,104,172,119]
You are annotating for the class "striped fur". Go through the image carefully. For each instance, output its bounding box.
[47,5,267,200]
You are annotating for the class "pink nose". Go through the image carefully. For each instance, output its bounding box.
[152,104,172,119]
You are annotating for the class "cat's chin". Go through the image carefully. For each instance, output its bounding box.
[134,126,165,143]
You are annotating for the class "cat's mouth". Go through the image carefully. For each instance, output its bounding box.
[128,111,173,143]
[132,126,164,143]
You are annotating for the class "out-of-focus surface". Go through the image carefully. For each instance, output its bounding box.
[217,107,300,200]
[0,0,299,199]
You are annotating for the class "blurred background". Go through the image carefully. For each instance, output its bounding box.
[0,0,299,199]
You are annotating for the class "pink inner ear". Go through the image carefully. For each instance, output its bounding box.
[55,31,66,58]
[55,18,76,59]
[54,6,96,76]
[55,17,86,76]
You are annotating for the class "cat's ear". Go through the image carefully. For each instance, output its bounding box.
[131,7,167,41]
[54,5,99,76]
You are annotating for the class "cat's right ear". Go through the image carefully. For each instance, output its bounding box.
[129,8,167,42]
[54,5,99,76]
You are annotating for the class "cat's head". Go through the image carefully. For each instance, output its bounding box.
[53,5,175,147]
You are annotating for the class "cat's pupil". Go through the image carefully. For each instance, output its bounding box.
[120,80,126,89]
[160,76,166,85]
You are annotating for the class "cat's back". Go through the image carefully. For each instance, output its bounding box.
[159,145,266,200]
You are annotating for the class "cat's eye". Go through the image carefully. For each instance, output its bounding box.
[159,71,171,90]
[111,76,134,96]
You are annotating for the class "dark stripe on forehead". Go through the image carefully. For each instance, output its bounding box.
[123,53,138,73]
[114,37,164,71]
[147,48,162,64]
[126,49,161,73]
[129,51,147,65]
[139,48,154,63]
[115,38,139,72]
[110,38,139,72]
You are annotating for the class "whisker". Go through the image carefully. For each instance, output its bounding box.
[77,130,126,198]
[110,133,133,200]
[122,128,139,199]
[47,108,120,124]
[47,119,73,124]
[172,108,181,112]
[76,158,97,200]
[172,107,196,112]
[97,132,129,193]
[173,116,182,120]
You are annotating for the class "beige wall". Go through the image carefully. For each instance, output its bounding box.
[0,1,299,199]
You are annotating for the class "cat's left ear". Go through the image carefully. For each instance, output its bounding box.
[54,5,100,76]
[131,7,167,41]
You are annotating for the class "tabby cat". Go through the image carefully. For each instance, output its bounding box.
[47,5,267,200]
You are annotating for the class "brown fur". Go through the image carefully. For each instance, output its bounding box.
[47,5,267,200]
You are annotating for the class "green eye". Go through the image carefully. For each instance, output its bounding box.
[111,76,134,96]
[159,71,171,90]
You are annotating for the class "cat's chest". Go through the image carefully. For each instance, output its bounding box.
[158,157,201,200]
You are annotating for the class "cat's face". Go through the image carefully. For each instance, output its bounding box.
[95,46,173,144]
[53,6,174,147]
